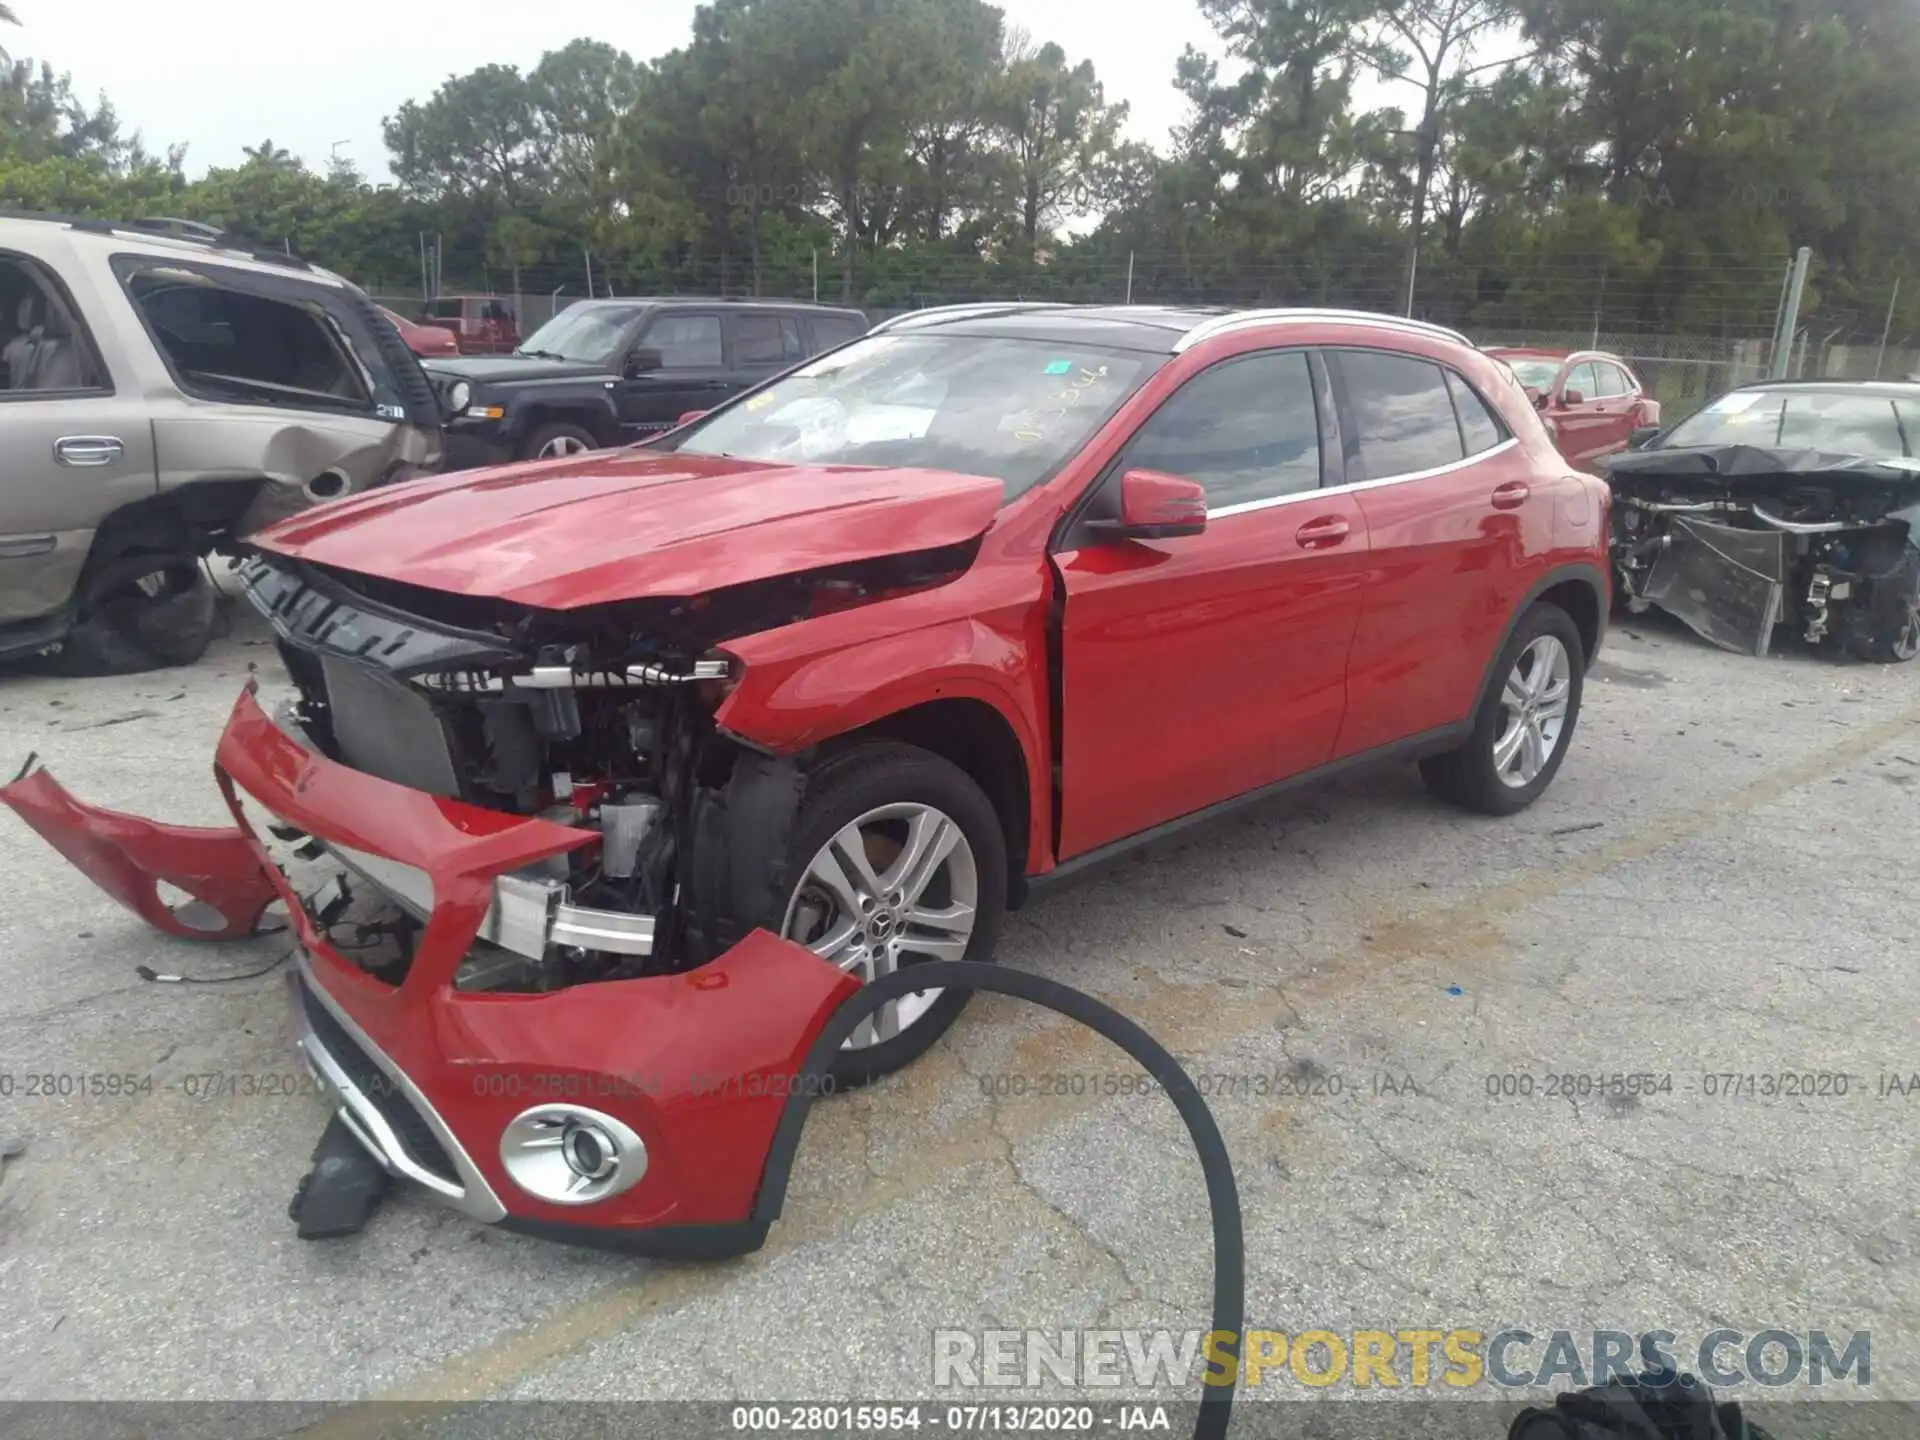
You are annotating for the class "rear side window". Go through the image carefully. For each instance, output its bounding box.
[644,313,723,367]
[810,315,867,351]
[1445,370,1504,456]
[1118,349,1321,510]
[0,252,108,394]
[1337,350,1464,478]
[121,264,372,413]
[1565,362,1602,399]
[734,313,806,365]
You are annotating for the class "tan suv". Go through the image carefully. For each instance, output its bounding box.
[0,214,446,673]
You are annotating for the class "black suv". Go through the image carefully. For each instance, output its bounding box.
[428,297,869,467]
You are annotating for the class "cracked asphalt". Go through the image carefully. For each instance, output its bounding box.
[3,593,1918,1436]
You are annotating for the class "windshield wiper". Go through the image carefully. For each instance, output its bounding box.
[515,348,569,361]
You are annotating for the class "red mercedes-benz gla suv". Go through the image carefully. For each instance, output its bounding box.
[5,303,1610,1254]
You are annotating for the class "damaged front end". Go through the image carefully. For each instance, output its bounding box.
[0,537,975,1251]
[1602,444,1920,661]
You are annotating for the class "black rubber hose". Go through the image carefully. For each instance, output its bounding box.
[751,960,1245,1440]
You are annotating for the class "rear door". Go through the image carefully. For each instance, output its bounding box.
[1585,360,1641,460]
[618,310,731,436]
[0,247,158,628]
[1330,347,1539,754]
[1052,346,1371,858]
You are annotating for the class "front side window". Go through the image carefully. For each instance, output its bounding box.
[1564,362,1602,400]
[0,254,106,394]
[667,332,1153,501]
[1593,362,1632,397]
[518,304,646,365]
[643,313,724,368]
[122,265,371,412]
[1337,350,1465,478]
[1116,350,1321,510]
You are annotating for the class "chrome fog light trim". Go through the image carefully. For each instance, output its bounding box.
[499,1105,648,1205]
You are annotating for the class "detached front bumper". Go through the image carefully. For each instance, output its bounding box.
[3,685,859,1255]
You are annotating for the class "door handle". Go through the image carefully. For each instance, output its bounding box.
[1491,480,1530,510]
[1294,515,1350,547]
[54,436,124,467]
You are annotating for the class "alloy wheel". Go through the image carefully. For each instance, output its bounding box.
[1494,634,1572,788]
[781,802,978,1049]
[537,434,589,458]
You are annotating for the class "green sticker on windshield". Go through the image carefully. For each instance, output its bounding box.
[1044,359,1073,374]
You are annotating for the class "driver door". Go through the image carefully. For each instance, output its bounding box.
[616,311,731,438]
[1050,347,1371,860]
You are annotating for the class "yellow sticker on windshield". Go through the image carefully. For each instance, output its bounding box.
[746,392,775,410]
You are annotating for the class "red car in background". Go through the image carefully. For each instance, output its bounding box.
[4,304,1609,1256]
[1484,347,1660,471]
[376,305,459,358]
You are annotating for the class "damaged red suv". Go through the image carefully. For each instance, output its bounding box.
[4,304,1609,1255]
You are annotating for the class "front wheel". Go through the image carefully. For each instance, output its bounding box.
[520,421,599,461]
[779,742,1008,1086]
[1420,602,1585,816]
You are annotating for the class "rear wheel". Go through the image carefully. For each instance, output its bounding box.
[1420,602,1584,816]
[778,742,1007,1086]
[38,553,216,676]
[520,421,598,461]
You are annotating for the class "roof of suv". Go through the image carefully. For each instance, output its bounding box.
[0,210,351,287]
[558,296,868,318]
[874,302,1473,355]
[1727,378,1920,397]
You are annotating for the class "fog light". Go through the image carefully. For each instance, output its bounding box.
[500,1104,647,1205]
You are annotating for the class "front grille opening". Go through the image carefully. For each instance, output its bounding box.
[298,978,458,1186]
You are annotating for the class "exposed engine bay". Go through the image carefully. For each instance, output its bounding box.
[1601,445,1920,661]
[233,542,975,994]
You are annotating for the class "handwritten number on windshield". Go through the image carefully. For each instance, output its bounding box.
[1012,365,1110,444]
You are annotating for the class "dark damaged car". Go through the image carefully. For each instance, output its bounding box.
[3,304,1611,1255]
[1602,380,1920,661]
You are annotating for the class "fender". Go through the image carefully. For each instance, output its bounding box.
[717,614,1052,873]
[500,377,622,447]
[1467,561,1610,721]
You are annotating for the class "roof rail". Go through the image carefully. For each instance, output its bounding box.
[868,302,1075,335]
[127,216,228,243]
[1171,307,1472,353]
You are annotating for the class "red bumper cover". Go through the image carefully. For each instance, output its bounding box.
[2,686,859,1254]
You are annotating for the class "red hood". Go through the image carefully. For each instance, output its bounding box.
[251,451,1004,609]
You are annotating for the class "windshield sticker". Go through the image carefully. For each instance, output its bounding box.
[1044,359,1073,374]
[745,392,776,410]
[1706,391,1761,414]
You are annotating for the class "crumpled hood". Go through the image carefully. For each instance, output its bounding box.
[1601,444,1920,488]
[248,450,1003,609]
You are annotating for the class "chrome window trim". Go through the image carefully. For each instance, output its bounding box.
[1204,437,1519,520]
[1173,308,1471,354]
[287,955,508,1223]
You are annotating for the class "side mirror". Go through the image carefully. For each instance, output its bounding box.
[1628,425,1662,450]
[1560,387,1585,406]
[625,346,664,377]
[1088,469,1208,541]
[1530,388,1549,410]
[677,409,708,426]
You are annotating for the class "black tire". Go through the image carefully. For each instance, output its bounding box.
[1420,601,1585,816]
[38,554,216,677]
[519,421,600,461]
[778,741,1008,1086]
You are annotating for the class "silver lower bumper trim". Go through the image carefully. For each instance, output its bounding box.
[285,955,506,1223]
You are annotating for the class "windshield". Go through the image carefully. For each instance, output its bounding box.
[667,333,1154,500]
[518,304,646,364]
[1662,388,1914,456]
[1498,356,1563,389]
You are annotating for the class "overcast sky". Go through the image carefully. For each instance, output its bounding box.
[8,0,1250,181]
